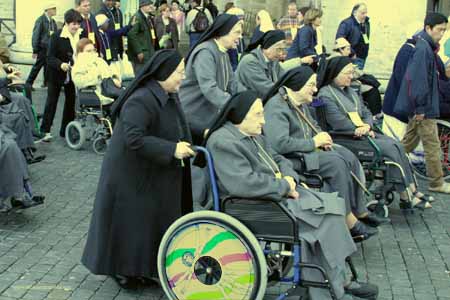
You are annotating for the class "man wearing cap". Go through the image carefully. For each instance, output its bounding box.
[127,0,159,75]
[26,4,57,89]
[97,0,125,62]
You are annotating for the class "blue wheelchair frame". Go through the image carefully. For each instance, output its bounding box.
[194,146,356,300]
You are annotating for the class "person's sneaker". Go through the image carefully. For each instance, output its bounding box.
[39,133,53,143]
[344,281,379,299]
[0,198,12,213]
[429,182,450,194]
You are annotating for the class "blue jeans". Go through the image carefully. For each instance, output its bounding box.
[353,57,366,70]
[189,32,203,50]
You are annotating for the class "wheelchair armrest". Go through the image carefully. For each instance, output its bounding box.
[300,173,323,189]
[221,197,299,244]
[79,86,97,92]
[329,130,359,138]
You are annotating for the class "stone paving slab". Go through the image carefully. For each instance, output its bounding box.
[0,90,450,299]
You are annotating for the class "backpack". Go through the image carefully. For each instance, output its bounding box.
[192,8,209,32]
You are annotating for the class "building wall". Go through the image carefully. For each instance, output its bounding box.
[320,0,428,79]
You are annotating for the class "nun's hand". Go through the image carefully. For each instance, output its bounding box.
[174,142,195,159]
[288,190,300,200]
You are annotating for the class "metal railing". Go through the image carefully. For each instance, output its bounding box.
[0,18,16,47]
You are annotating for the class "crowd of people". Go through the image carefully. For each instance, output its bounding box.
[1,0,450,299]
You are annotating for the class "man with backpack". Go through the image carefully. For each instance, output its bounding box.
[395,12,450,194]
[185,0,213,49]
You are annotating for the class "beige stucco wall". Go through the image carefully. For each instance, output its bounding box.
[320,0,428,79]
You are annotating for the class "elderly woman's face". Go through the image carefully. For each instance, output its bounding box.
[219,22,243,49]
[236,99,265,136]
[334,64,354,87]
[297,74,317,104]
[159,61,185,93]
[264,40,287,61]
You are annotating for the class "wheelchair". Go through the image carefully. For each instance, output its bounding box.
[65,87,113,155]
[311,103,414,218]
[157,147,358,300]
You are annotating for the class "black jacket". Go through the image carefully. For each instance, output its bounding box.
[31,14,57,54]
[97,3,125,58]
[47,29,76,82]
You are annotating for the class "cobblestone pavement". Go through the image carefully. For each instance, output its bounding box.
[0,90,450,300]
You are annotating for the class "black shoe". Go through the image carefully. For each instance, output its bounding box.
[113,275,140,290]
[12,196,45,209]
[27,155,46,165]
[359,212,390,228]
[350,221,378,242]
[138,277,159,287]
[345,281,379,299]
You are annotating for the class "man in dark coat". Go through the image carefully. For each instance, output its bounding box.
[76,0,101,50]
[96,0,125,60]
[26,4,57,89]
[336,3,370,69]
[82,50,201,289]
[396,13,450,194]
[127,0,160,75]
[40,9,83,141]
[382,35,418,124]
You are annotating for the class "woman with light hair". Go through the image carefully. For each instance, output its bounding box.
[250,10,274,44]
[226,7,246,71]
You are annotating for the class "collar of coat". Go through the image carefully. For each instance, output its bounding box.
[223,122,253,140]
[143,80,170,107]
[418,30,439,51]
[351,15,370,26]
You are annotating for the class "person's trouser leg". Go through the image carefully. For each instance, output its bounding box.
[60,81,76,137]
[417,119,444,188]
[189,33,202,50]
[40,80,62,133]
[402,119,421,153]
[26,49,47,86]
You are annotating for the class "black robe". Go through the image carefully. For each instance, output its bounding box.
[81,80,194,278]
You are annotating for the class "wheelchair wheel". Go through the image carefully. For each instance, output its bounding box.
[92,136,108,155]
[158,211,267,300]
[65,121,86,150]
[366,200,389,218]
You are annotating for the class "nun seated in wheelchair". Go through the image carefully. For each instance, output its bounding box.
[72,38,124,106]
[202,91,378,300]
[0,79,45,164]
[263,66,388,242]
[0,125,44,213]
[317,56,432,209]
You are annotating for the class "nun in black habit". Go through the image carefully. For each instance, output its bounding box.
[82,50,202,289]
[198,91,378,300]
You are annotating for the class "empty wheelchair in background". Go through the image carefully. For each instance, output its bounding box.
[158,147,358,300]
[65,87,113,155]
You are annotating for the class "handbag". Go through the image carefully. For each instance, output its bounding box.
[101,78,123,100]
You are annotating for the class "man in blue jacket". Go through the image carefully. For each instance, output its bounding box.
[336,3,370,70]
[395,12,450,194]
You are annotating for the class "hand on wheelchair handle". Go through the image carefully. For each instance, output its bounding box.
[174,141,195,159]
